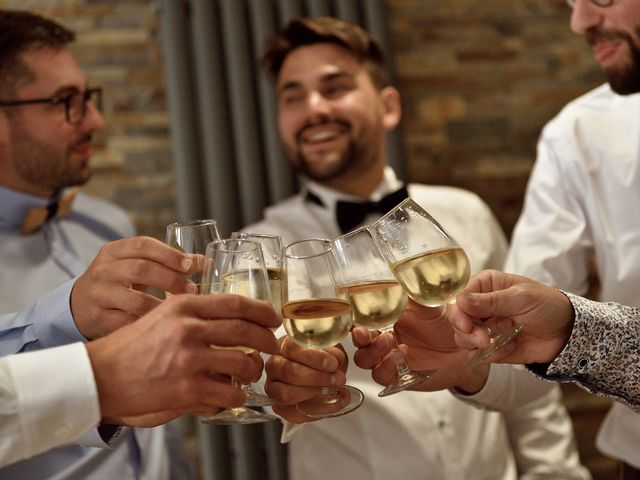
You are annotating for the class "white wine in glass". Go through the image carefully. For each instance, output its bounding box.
[230,232,283,406]
[282,238,364,419]
[199,238,277,425]
[333,226,431,397]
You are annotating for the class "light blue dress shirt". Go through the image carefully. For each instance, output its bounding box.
[0,186,193,479]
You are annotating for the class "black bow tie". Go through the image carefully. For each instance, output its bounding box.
[305,186,409,233]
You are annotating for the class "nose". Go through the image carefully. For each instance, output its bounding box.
[570,0,604,35]
[305,90,332,120]
[82,100,105,132]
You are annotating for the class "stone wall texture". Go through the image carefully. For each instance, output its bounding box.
[0,0,615,478]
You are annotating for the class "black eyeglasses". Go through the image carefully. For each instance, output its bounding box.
[566,0,614,8]
[0,87,102,125]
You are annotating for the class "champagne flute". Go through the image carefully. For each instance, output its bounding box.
[370,199,473,375]
[281,238,364,419]
[230,232,283,406]
[165,219,221,294]
[199,238,277,425]
[332,226,431,397]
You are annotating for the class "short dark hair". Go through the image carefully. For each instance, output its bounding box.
[261,17,389,89]
[0,9,75,100]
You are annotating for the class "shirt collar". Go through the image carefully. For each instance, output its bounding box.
[0,186,52,228]
[303,166,404,210]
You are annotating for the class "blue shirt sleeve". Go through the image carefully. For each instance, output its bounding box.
[0,280,86,354]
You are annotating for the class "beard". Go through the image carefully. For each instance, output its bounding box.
[289,118,381,183]
[11,128,92,193]
[588,26,640,95]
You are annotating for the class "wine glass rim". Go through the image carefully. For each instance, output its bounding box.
[336,225,372,241]
[374,198,418,223]
[167,219,218,229]
[208,238,262,253]
[232,231,283,242]
[283,238,332,259]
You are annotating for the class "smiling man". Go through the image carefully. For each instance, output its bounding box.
[502,0,640,478]
[245,16,589,480]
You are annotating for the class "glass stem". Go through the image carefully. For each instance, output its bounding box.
[380,326,411,376]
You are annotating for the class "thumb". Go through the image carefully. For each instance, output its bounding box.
[456,289,515,319]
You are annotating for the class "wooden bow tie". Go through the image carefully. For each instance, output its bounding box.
[20,188,79,235]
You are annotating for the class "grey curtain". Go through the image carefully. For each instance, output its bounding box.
[159,1,399,479]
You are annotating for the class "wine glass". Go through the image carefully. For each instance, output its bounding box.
[165,219,221,294]
[332,226,431,396]
[281,238,364,419]
[230,232,283,406]
[371,199,522,368]
[199,238,278,425]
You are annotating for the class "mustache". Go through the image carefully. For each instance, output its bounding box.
[587,28,632,47]
[295,117,351,143]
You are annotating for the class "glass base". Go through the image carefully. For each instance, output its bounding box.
[378,369,435,397]
[200,407,277,425]
[468,324,524,368]
[243,387,277,407]
[296,385,364,419]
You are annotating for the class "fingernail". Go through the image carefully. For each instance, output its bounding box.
[185,282,198,294]
[181,258,193,272]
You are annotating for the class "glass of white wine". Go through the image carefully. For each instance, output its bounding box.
[332,226,431,397]
[230,232,283,407]
[281,238,364,419]
[165,219,221,295]
[199,238,277,425]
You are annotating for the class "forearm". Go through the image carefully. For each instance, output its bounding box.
[535,293,640,410]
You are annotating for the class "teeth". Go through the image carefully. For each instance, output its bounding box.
[308,131,337,142]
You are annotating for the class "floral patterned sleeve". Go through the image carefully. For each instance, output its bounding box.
[532,292,640,410]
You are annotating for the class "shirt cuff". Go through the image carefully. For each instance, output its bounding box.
[31,279,87,348]
[450,364,514,411]
[8,343,101,458]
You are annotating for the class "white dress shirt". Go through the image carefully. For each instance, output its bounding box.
[504,83,640,469]
[245,167,589,480]
[0,341,100,468]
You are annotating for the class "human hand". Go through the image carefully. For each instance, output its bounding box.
[448,269,575,365]
[265,336,347,424]
[71,236,198,339]
[86,293,280,421]
[353,299,490,394]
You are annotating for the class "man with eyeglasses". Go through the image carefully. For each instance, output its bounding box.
[473,0,640,478]
[0,9,194,480]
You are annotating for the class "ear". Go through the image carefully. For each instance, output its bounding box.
[380,86,401,132]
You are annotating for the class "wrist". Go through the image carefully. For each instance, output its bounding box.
[454,363,490,395]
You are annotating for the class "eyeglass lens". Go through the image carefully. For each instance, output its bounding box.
[67,89,101,124]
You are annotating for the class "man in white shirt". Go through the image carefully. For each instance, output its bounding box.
[252,17,589,480]
[497,0,640,477]
[0,285,280,469]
